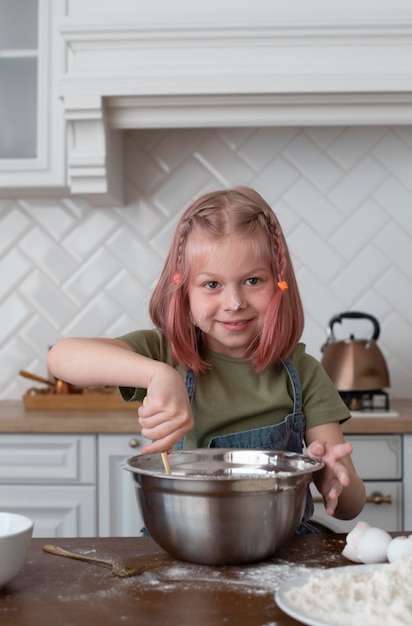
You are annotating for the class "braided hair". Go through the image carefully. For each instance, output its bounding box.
[149,186,304,374]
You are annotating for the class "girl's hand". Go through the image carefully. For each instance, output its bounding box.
[137,368,194,454]
[47,337,194,455]
[305,423,366,520]
[306,440,352,516]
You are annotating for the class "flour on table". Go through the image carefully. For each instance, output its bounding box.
[283,556,412,625]
[145,559,313,594]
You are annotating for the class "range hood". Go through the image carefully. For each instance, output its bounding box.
[58,0,412,205]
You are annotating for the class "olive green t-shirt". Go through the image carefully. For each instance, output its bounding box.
[118,328,350,448]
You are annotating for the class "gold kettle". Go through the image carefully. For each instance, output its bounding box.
[321,312,390,392]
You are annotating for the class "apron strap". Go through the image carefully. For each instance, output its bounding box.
[280,358,303,414]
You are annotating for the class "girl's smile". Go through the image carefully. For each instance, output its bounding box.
[187,234,276,357]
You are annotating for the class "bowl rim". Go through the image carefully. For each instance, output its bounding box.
[121,448,324,481]
[0,512,34,538]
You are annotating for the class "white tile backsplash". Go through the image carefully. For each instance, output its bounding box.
[373,178,412,232]
[328,156,388,211]
[0,248,31,300]
[373,132,412,189]
[284,179,343,237]
[1,125,412,399]
[329,200,389,261]
[20,226,78,284]
[284,133,344,193]
[0,206,31,255]
[326,126,387,170]
[239,127,299,169]
[0,293,31,344]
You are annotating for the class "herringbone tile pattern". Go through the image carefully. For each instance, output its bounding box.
[1,126,411,399]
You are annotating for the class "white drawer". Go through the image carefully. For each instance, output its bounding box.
[346,435,402,480]
[0,484,97,537]
[0,434,96,483]
[311,480,403,533]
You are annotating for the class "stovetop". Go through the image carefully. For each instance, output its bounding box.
[339,389,399,417]
[350,409,399,418]
[339,389,390,411]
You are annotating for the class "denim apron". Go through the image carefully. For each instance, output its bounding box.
[175,358,317,534]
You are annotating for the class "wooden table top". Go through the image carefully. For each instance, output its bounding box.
[0,533,360,626]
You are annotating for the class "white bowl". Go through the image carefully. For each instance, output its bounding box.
[0,512,34,588]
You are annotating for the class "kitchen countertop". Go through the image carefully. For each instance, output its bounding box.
[0,400,140,434]
[0,533,391,626]
[0,399,412,435]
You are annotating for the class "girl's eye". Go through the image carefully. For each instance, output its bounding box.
[205,281,219,290]
[246,277,259,286]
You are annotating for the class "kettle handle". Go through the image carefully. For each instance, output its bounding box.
[325,311,380,344]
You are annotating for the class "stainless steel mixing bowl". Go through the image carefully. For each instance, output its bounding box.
[121,449,323,565]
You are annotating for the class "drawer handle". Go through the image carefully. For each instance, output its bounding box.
[366,491,392,505]
[129,438,139,448]
[312,491,392,506]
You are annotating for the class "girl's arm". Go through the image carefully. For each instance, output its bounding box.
[47,338,194,452]
[305,422,366,520]
[47,337,160,388]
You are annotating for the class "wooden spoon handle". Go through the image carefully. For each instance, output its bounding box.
[142,396,172,474]
[161,451,172,475]
[43,544,113,569]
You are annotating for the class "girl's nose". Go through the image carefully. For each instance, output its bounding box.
[225,290,243,312]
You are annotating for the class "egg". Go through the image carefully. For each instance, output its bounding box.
[387,535,412,563]
[357,527,392,564]
[342,521,371,563]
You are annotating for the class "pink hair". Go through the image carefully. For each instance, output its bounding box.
[149,186,304,375]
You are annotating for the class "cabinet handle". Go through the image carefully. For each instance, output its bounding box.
[312,491,392,506]
[365,491,392,505]
[129,438,139,448]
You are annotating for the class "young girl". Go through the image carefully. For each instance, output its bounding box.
[48,186,366,527]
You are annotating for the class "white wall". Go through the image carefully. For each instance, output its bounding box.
[1,125,411,399]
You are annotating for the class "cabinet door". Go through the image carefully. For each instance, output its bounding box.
[0,0,38,159]
[347,435,402,480]
[0,434,96,484]
[0,0,66,190]
[404,435,412,531]
[310,481,403,533]
[0,484,96,537]
[98,434,151,537]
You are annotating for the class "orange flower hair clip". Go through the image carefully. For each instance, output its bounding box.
[173,273,181,284]
[277,280,289,291]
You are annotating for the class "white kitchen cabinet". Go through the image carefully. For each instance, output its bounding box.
[0,431,149,539]
[0,434,96,538]
[403,435,412,531]
[0,0,38,159]
[0,430,407,539]
[0,0,66,192]
[311,481,403,534]
[97,433,151,537]
[0,484,96,537]
[311,435,404,532]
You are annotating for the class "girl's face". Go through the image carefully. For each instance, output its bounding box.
[187,233,276,358]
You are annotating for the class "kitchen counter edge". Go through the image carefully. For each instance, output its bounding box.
[0,399,411,434]
[0,400,140,434]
